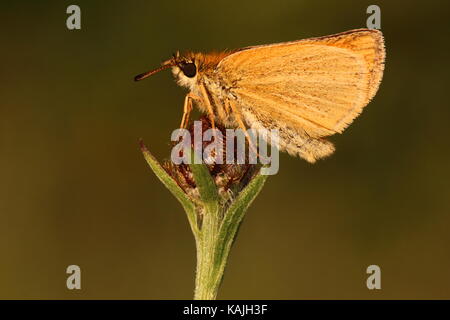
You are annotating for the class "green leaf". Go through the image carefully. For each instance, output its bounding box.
[215,172,268,265]
[140,141,198,235]
[189,151,219,214]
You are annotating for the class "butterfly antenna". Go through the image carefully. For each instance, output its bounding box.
[134,60,176,82]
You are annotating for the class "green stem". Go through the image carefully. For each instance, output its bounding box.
[194,206,222,300]
[193,174,268,300]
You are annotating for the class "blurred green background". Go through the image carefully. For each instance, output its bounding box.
[1,0,449,299]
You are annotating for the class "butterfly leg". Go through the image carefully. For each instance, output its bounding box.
[199,83,216,129]
[227,99,265,162]
[180,92,202,129]
[224,99,233,119]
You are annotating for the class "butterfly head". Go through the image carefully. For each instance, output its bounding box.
[134,51,201,91]
[134,51,231,91]
[169,51,200,90]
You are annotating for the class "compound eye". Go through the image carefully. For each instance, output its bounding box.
[180,62,197,78]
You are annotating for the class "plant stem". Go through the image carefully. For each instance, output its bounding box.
[192,173,268,300]
[194,207,223,300]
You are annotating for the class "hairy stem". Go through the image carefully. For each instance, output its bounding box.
[194,207,223,300]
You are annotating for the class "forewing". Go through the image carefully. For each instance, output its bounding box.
[218,29,385,137]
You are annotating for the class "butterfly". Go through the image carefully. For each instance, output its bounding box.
[135,28,385,163]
